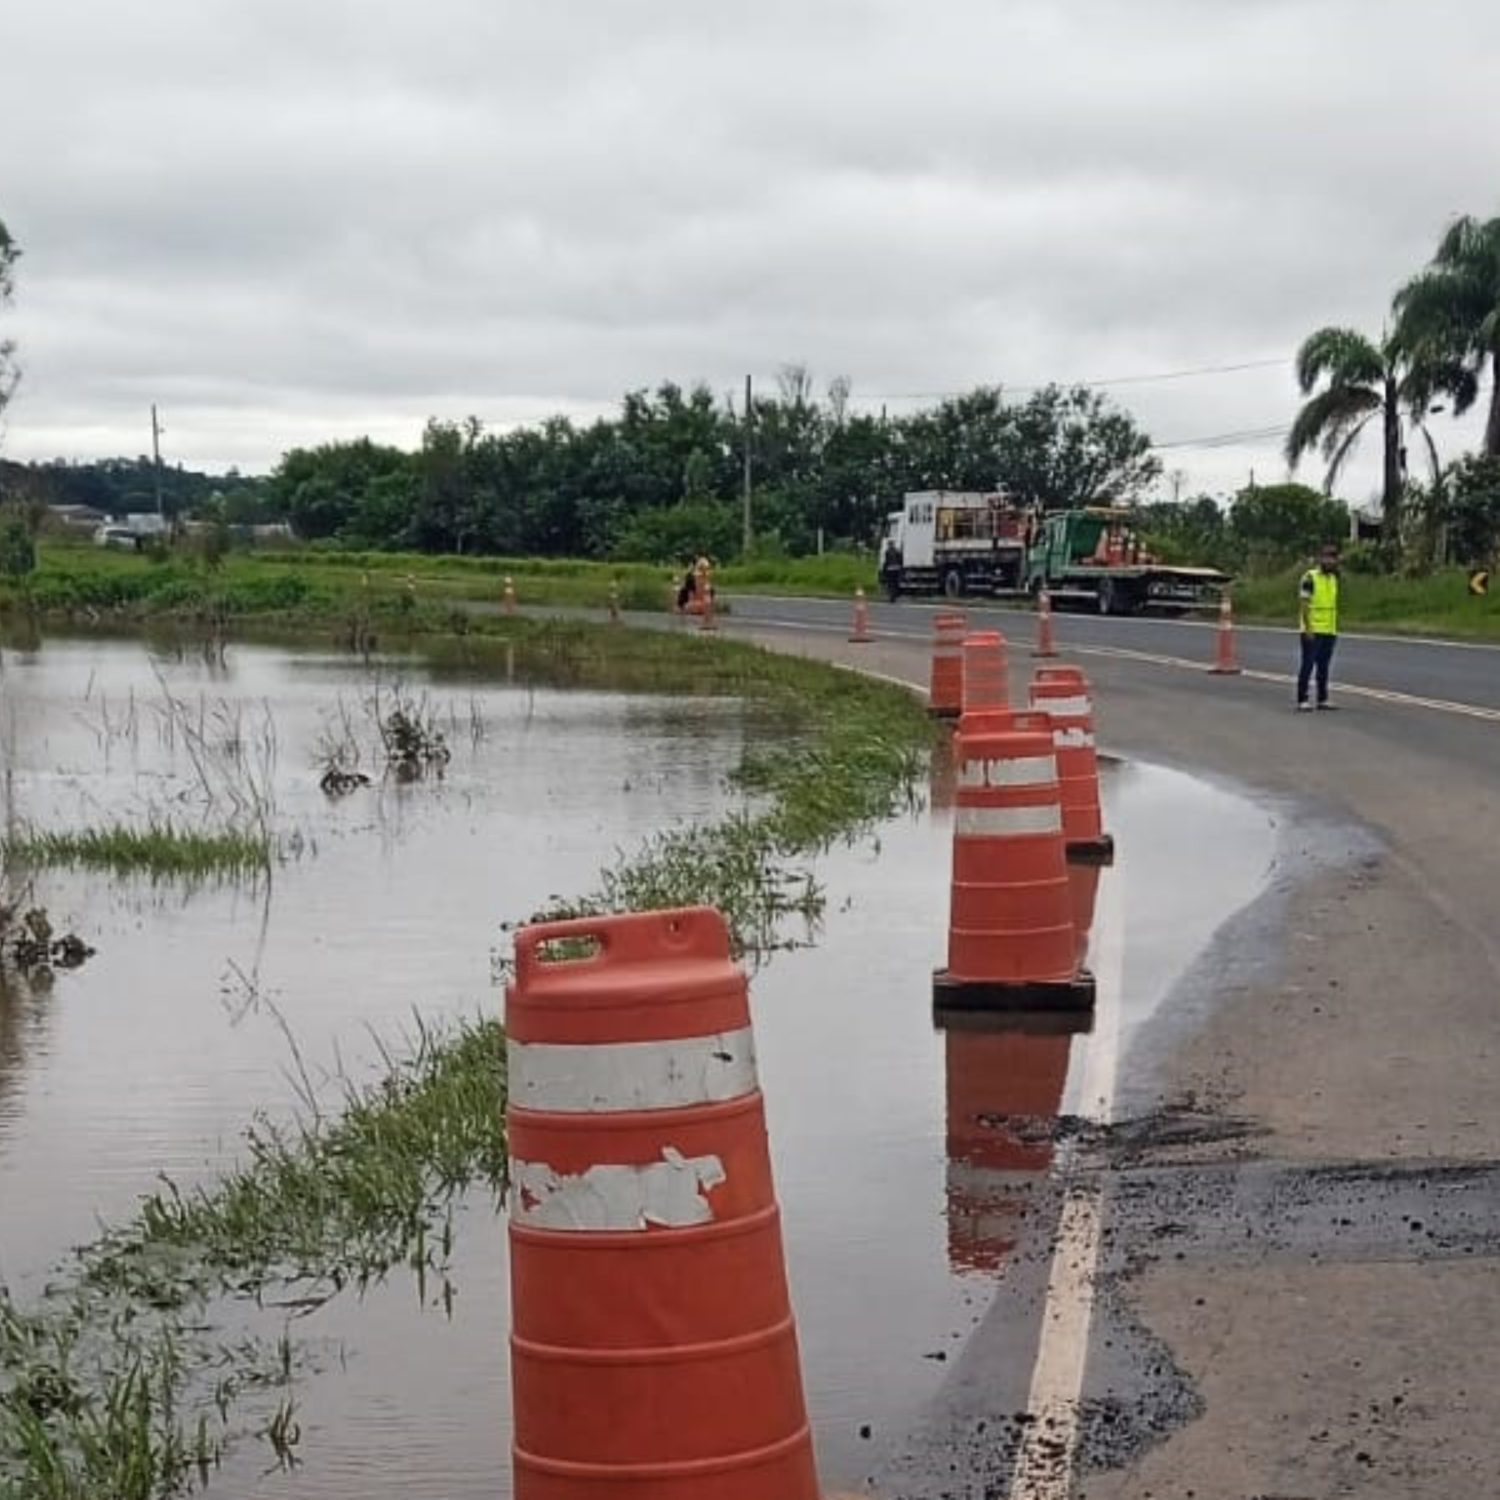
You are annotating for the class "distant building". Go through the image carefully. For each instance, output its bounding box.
[45,502,109,532]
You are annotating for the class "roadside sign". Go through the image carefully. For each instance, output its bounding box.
[1469,569,1489,597]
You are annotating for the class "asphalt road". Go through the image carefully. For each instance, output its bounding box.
[725,591,1500,714]
[705,599,1500,1499]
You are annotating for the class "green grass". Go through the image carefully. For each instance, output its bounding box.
[0,542,878,623]
[5,823,272,879]
[0,616,936,1497]
[1230,565,1500,637]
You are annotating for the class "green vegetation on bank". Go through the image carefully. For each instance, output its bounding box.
[1230,564,1500,635]
[8,537,1500,640]
[0,616,937,1498]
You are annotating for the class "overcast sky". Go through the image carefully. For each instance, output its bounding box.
[3,0,1499,500]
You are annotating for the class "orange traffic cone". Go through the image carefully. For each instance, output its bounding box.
[960,631,1009,718]
[1033,588,1058,658]
[697,561,719,634]
[934,711,1094,1012]
[607,581,621,626]
[503,576,517,617]
[506,908,821,1500]
[848,587,873,644]
[1210,590,1241,675]
[928,610,967,718]
[1029,671,1113,865]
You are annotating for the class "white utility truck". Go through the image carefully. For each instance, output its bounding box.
[877,490,1030,600]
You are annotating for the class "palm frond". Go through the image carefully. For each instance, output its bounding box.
[1294,327,1384,394]
[1323,414,1375,494]
[1412,421,1442,485]
[1286,385,1380,469]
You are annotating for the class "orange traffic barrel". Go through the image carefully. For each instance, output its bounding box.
[928,610,967,718]
[506,908,820,1500]
[1029,673,1113,865]
[934,712,1094,1012]
[941,1020,1075,1275]
[961,631,1009,716]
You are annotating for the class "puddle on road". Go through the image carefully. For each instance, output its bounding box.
[1,635,1279,1498]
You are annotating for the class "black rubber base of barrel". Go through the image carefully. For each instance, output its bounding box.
[928,705,961,720]
[1066,835,1115,866]
[932,1004,1095,1036]
[932,967,1096,1013]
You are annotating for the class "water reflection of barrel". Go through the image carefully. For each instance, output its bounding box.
[940,1015,1079,1277]
[928,728,957,812]
[1066,862,1102,971]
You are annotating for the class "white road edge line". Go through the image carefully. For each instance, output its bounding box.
[1006,854,1125,1500]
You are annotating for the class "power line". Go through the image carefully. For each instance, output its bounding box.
[846,356,1289,403]
[1151,423,1291,452]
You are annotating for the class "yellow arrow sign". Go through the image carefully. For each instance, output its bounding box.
[1469,569,1490,597]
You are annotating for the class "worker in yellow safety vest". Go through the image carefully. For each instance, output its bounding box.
[1296,540,1341,711]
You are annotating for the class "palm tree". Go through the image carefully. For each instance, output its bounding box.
[1286,327,1438,543]
[1393,214,1500,457]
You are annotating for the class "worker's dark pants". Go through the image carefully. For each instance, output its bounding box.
[1297,633,1337,705]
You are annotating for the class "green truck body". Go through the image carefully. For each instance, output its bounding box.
[1025,509,1229,616]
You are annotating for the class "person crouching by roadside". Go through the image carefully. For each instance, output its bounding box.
[1297,540,1341,711]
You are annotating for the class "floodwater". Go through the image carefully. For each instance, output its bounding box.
[0,635,755,1286]
[0,634,1280,1498]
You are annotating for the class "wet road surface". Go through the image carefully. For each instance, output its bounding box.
[724,591,1500,716]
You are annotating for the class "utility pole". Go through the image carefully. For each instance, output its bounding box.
[741,373,753,556]
[150,404,165,523]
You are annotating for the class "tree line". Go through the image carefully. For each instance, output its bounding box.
[263,375,1160,560]
[1288,210,1500,569]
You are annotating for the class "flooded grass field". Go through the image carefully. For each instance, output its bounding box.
[0,629,1278,1497]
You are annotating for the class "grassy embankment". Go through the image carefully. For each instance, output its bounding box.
[1229,565,1500,636]
[1,542,875,620]
[0,604,937,1499]
[11,542,1499,638]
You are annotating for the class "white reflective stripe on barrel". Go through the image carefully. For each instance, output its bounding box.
[1031,694,1091,717]
[507,1028,757,1114]
[1053,728,1096,750]
[511,1148,727,1230]
[954,804,1063,837]
[958,755,1056,789]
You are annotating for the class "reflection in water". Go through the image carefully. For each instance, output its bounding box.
[0,976,51,1147]
[941,1014,1080,1279]
[928,727,957,813]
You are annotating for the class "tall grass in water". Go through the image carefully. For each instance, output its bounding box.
[4,823,271,879]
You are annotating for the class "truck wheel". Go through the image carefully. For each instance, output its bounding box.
[942,568,964,600]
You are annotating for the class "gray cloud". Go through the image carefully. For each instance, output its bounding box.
[3,0,1498,495]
